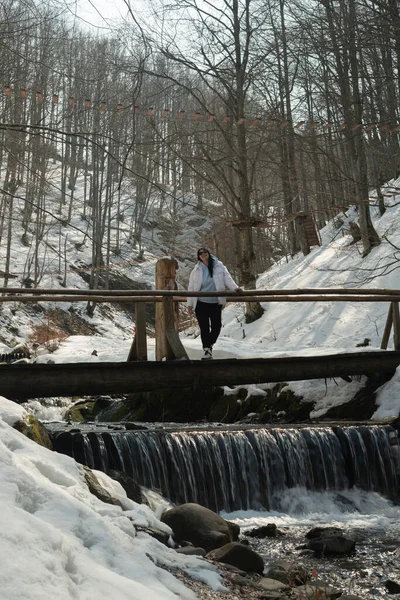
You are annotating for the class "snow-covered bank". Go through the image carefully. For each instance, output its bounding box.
[0,397,223,600]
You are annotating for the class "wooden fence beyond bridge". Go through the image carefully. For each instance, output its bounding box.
[1,257,400,399]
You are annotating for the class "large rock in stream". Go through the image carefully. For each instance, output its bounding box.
[161,502,239,551]
[206,542,264,574]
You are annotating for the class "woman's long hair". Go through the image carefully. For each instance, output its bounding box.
[197,248,214,277]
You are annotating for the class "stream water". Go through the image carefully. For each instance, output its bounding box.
[221,488,400,598]
[46,421,400,597]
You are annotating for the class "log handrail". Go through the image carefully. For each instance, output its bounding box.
[2,286,400,297]
[2,288,400,303]
[1,293,400,303]
[1,283,399,358]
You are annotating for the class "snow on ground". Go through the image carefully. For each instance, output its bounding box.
[0,396,223,600]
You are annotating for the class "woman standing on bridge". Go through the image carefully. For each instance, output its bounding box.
[187,248,242,359]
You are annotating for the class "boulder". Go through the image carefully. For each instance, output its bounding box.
[13,416,52,450]
[107,470,144,504]
[245,523,285,538]
[161,503,239,552]
[64,400,95,423]
[305,526,343,540]
[295,582,342,599]
[305,526,356,556]
[135,525,170,545]
[385,579,400,593]
[306,534,356,556]
[263,560,309,585]
[225,520,240,540]
[259,577,290,592]
[82,466,122,507]
[175,547,207,557]
[206,542,264,574]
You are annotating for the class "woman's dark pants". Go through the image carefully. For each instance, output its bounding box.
[195,301,222,348]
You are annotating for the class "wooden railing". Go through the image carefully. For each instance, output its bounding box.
[1,259,400,360]
[1,286,400,360]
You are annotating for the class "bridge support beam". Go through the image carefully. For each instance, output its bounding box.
[2,351,400,401]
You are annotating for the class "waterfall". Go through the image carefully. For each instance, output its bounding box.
[53,425,400,511]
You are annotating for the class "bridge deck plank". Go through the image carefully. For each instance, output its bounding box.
[1,351,400,401]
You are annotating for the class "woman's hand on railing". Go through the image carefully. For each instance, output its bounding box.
[235,287,243,293]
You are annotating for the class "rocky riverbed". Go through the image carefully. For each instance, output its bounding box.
[164,519,400,599]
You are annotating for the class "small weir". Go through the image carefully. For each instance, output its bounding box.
[52,425,400,512]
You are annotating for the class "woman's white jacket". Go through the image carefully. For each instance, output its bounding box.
[187,257,239,309]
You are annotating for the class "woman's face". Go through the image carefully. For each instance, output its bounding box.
[198,248,210,264]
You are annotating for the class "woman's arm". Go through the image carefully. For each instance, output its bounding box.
[222,266,242,292]
[187,268,198,308]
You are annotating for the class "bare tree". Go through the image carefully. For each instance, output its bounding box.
[128,0,279,321]
[314,0,380,255]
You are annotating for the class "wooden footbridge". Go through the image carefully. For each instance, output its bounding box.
[1,257,400,401]
[3,351,400,400]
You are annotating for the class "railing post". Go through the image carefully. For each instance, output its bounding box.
[381,303,393,349]
[155,257,188,361]
[127,302,148,361]
[392,301,400,350]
